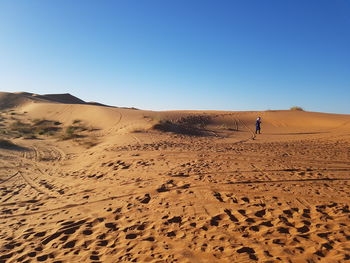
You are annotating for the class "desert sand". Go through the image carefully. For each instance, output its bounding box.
[0,91,350,263]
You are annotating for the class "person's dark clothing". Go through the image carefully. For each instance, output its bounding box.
[255,119,261,134]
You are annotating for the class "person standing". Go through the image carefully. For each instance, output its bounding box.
[256,117,261,134]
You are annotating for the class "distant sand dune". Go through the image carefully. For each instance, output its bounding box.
[33,93,86,104]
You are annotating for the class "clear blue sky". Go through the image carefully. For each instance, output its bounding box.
[0,1,349,113]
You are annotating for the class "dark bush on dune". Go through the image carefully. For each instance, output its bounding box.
[10,121,33,135]
[59,121,89,140]
[9,119,62,138]
[60,126,82,140]
[153,115,212,136]
[32,119,62,135]
[290,106,304,111]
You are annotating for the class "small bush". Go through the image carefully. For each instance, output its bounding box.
[10,121,34,135]
[7,119,62,138]
[153,115,212,136]
[73,119,81,124]
[59,121,89,140]
[59,121,99,147]
[60,126,79,140]
[10,120,26,127]
[290,106,304,111]
[32,119,62,135]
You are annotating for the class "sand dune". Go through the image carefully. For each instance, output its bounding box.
[0,92,350,263]
[32,93,86,104]
[0,92,116,110]
[1,92,87,107]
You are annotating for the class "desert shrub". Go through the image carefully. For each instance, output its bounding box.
[59,121,89,140]
[32,119,62,135]
[290,106,304,111]
[9,119,62,138]
[10,121,34,135]
[60,126,79,140]
[32,119,59,126]
[73,119,81,124]
[153,115,212,136]
[10,120,26,128]
[178,115,211,127]
[59,122,99,148]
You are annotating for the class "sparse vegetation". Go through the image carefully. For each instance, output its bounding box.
[290,106,304,111]
[8,119,62,138]
[59,120,97,146]
[72,119,81,124]
[31,119,62,135]
[153,115,212,136]
[60,126,81,140]
[10,121,35,136]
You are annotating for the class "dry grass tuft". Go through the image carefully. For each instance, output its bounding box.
[8,119,62,138]
[60,126,84,140]
[59,121,99,147]
[290,106,304,111]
